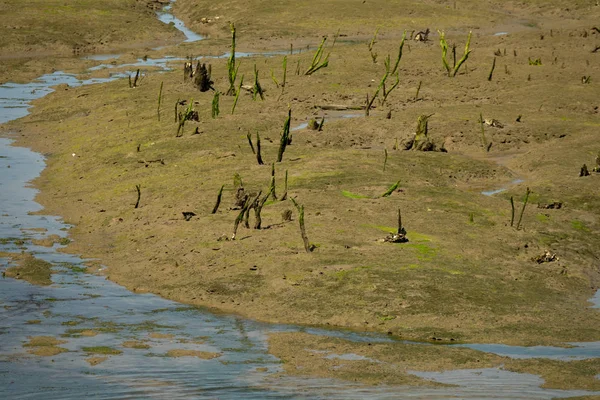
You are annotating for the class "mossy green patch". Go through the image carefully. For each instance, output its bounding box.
[341,190,370,199]
[82,346,122,355]
[3,254,53,286]
[571,220,590,232]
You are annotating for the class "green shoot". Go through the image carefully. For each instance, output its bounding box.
[212,91,220,118]
[226,23,238,95]
[439,30,472,77]
[253,64,264,100]
[157,81,163,121]
[305,37,330,75]
[231,75,244,114]
[382,181,400,197]
[368,28,380,63]
[277,108,292,162]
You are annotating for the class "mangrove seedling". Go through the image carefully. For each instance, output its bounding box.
[318,117,325,131]
[232,195,250,240]
[365,70,388,116]
[528,57,542,66]
[226,23,240,95]
[157,81,163,121]
[509,196,515,227]
[134,184,141,209]
[381,181,400,197]
[270,163,278,200]
[383,207,408,243]
[247,132,256,154]
[290,198,313,252]
[256,132,264,165]
[244,192,261,228]
[271,56,288,92]
[281,170,288,201]
[305,37,330,75]
[254,187,274,229]
[129,69,142,88]
[281,56,288,89]
[390,31,407,75]
[368,28,380,63]
[231,75,244,114]
[383,148,388,172]
[414,80,422,101]
[479,113,491,152]
[212,185,225,214]
[212,91,220,118]
[233,172,244,189]
[439,30,472,77]
[252,64,265,100]
[176,99,198,137]
[488,57,496,81]
[277,108,292,162]
[516,187,531,230]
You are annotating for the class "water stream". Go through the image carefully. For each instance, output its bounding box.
[1,1,599,398]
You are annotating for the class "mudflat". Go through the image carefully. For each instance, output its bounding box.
[1,0,600,390]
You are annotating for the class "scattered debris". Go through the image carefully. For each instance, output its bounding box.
[414,28,430,42]
[402,114,446,152]
[532,250,559,264]
[580,164,590,177]
[537,202,562,209]
[484,119,504,128]
[382,208,408,243]
[282,209,293,222]
[182,212,196,221]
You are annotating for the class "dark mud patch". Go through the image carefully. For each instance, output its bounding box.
[3,253,53,286]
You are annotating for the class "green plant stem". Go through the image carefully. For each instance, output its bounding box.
[157,81,163,121]
[212,185,225,214]
[516,188,531,230]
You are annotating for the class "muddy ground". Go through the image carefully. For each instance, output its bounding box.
[1,0,600,390]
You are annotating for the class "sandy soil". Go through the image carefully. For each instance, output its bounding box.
[1,0,600,389]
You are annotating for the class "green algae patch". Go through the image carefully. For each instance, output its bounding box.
[341,190,370,199]
[122,340,151,349]
[23,336,68,357]
[165,349,221,359]
[82,346,122,355]
[4,253,53,286]
[62,329,99,338]
[505,358,600,391]
[268,332,503,386]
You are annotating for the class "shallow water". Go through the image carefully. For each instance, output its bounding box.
[1,2,599,399]
[481,179,524,196]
